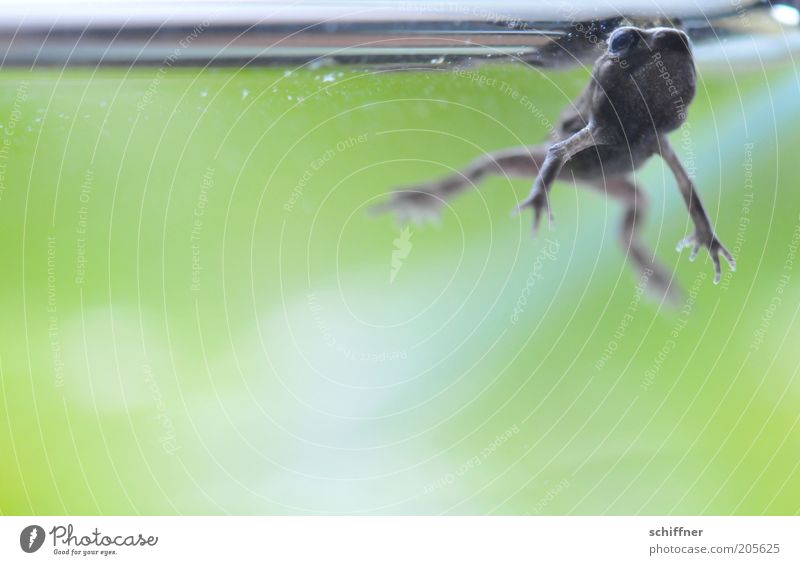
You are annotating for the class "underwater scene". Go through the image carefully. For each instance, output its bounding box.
[1,1,800,516]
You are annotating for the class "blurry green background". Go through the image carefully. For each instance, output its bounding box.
[0,59,798,515]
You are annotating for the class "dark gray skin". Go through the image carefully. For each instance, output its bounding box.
[373,26,735,294]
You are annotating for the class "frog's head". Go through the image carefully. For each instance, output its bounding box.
[607,26,692,57]
[597,26,696,134]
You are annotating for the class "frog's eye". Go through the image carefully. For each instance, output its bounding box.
[608,28,639,55]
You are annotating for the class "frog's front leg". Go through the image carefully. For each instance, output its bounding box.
[371,145,547,224]
[658,136,735,283]
[516,125,610,234]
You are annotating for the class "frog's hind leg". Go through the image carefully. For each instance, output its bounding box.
[593,176,682,303]
[370,145,546,223]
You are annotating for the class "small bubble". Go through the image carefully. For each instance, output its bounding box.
[241,89,249,100]
[200,90,208,97]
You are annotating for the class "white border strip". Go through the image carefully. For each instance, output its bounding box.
[1,516,798,563]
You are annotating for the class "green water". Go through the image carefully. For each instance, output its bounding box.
[0,61,798,515]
